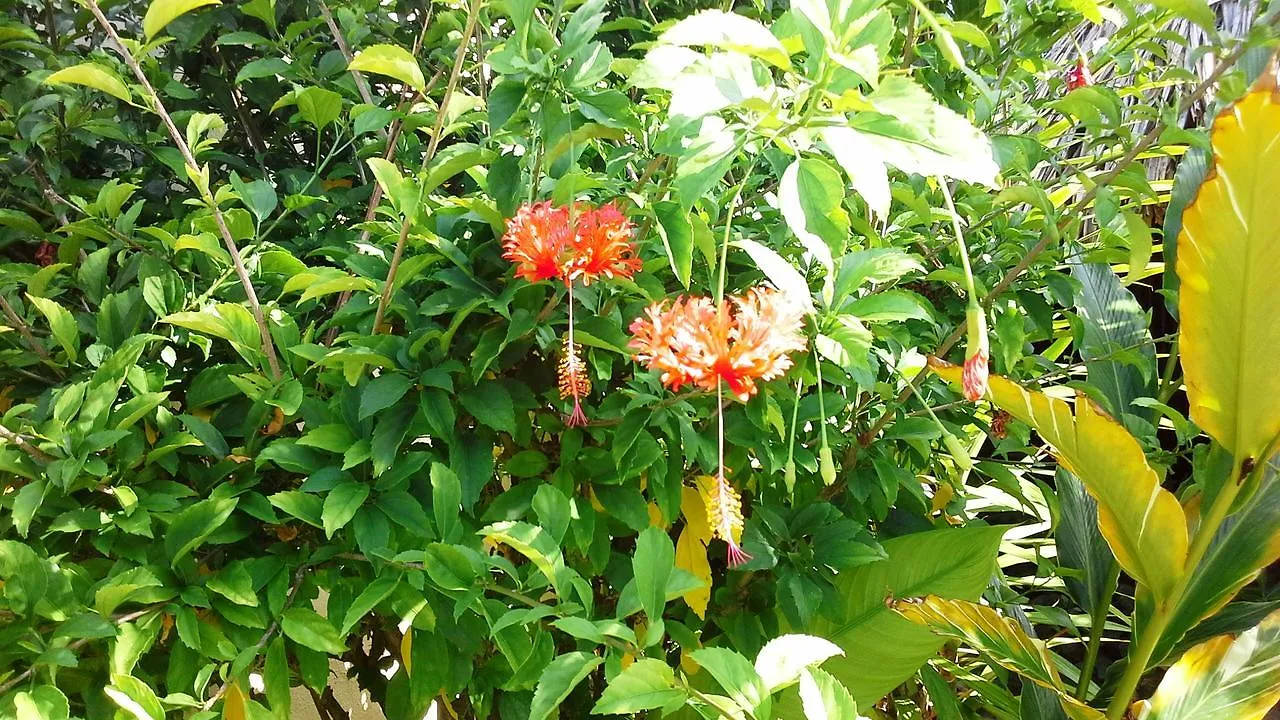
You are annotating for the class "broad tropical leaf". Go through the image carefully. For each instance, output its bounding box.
[1177,67,1280,462]
[896,595,1064,692]
[799,525,1006,709]
[1138,609,1280,720]
[931,360,1186,604]
[1150,459,1280,663]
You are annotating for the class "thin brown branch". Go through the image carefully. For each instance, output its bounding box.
[373,0,482,333]
[317,0,376,109]
[0,423,54,464]
[0,294,51,365]
[85,0,282,380]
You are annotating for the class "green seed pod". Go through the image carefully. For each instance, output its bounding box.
[819,447,836,486]
[942,430,974,472]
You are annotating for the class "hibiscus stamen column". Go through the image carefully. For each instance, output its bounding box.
[559,280,590,427]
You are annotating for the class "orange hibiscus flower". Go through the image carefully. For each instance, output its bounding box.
[501,201,640,286]
[629,287,807,402]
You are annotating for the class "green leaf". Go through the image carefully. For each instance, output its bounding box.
[754,634,844,695]
[847,290,933,324]
[207,562,258,607]
[801,525,1006,710]
[26,295,78,362]
[736,238,814,315]
[104,674,165,720]
[779,158,845,274]
[143,0,221,40]
[592,658,683,714]
[1069,261,1155,422]
[358,374,413,421]
[853,77,998,187]
[480,521,569,593]
[654,201,693,288]
[559,0,607,59]
[1055,469,1114,616]
[340,572,401,634]
[832,249,923,305]
[1150,0,1216,30]
[1176,71,1280,462]
[1122,211,1153,284]
[13,686,70,720]
[1150,460,1280,664]
[165,496,238,566]
[348,43,426,94]
[798,667,863,720]
[660,10,792,70]
[44,63,132,103]
[932,361,1187,605]
[322,482,370,538]
[281,608,347,654]
[1142,609,1280,720]
[690,647,771,718]
[432,462,462,541]
[296,86,343,130]
[633,527,675,635]
[530,652,605,720]
[459,382,516,434]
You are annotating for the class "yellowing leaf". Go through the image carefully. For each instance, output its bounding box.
[930,359,1187,604]
[143,0,222,40]
[348,44,426,94]
[1176,68,1280,462]
[675,486,713,618]
[44,63,132,103]
[221,680,247,720]
[1141,609,1280,720]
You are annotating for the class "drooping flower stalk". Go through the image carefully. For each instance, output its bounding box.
[939,181,988,402]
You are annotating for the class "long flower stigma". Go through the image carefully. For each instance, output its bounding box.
[703,473,751,568]
[558,334,590,427]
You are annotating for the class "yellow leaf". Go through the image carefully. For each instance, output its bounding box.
[222,680,247,720]
[931,359,1187,604]
[647,502,667,529]
[401,629,413,676]
[1177,67,1280,463]
[675,486,713,618]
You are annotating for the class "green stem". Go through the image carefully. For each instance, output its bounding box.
[1076,561,1121,701]
[939,181,978,301]
[1104,460,1248,718]
[716,176,749,304]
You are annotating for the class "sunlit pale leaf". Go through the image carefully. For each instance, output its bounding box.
[659,10,792,69]
[348,43,426,94]
[44,63,131,103]
[143,0,221,40]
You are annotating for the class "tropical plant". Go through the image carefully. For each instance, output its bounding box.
[0,0,1277,718]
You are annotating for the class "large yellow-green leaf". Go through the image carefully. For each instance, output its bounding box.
[1176,68,1280,462]
[896,596,1105,720]
[142,0,221,40]
[1138,609,1280,720]
[348,44,426,94]
[796,525,1006,710]
[931,360,1186,603]
[44,63,131,103]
